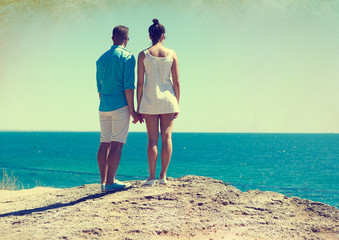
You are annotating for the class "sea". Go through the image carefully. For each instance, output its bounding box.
[0,132,338,208]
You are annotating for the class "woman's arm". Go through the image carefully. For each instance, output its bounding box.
[171,51,180,104]
[137,51,146,113]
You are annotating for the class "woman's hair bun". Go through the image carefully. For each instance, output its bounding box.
[152,19,159,25]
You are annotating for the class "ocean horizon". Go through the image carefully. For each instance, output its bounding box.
[1,131,338,208]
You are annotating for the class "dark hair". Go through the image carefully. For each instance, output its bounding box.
[112,25,129,45]
[148,19,165,45]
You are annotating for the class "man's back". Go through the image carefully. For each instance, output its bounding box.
[96,45,135,112]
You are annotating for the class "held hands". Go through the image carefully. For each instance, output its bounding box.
[131,111,144,124]
[131,111,178,123]
[137,113,144,123]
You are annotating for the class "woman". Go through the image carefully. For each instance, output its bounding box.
[137,19,180,185]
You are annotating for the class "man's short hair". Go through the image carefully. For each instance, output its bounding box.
[112,25,129,45]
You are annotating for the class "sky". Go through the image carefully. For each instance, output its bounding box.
[0,0,338,133]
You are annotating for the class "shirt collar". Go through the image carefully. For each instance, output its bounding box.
[111,45,124,50]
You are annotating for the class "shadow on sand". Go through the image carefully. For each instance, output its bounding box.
[0,187,131,218]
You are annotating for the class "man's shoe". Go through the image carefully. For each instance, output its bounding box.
[105,181,131,192]
[101,184,106,193]
[114,179,131,187]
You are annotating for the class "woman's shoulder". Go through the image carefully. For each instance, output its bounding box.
[170,49,177,57]
[160,47,176,59]
[138,50,147,59]
[162,46,176,55]
[140,48,149,54]
[167,48,177,60]
[157,46,176,58]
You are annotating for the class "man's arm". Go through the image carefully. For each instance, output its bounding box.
[125,89,138,124]
[96,62,102,99]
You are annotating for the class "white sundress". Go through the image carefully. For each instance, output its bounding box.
[139,49,180,115]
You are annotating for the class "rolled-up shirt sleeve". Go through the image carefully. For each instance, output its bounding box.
[123,55,136,90]
[96,62,102,93]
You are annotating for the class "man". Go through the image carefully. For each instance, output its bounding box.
[96,25,141,192]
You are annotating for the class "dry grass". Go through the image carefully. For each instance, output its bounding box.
[0,169,21,190]
[0,169,48,190]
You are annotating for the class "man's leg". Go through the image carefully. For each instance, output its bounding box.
[105,106,130,189]
[98,111,112,185]
[105,141,124,185]
[97,143,110,184]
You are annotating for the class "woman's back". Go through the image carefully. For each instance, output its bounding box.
[140,46,179,114]
[144,47,173,86]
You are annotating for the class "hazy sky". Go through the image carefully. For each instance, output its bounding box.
[1,0,338,133]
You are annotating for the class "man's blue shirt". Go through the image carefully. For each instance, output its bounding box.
[96,45,136,111]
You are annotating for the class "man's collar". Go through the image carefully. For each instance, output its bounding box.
[112,44,124,49]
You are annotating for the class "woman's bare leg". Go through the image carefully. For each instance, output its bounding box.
[144,114,160,180]
[159,113,175,180]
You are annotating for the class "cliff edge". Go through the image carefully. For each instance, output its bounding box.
[0,175,338,239]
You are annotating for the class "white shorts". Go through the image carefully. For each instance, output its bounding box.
[99,106,130,144]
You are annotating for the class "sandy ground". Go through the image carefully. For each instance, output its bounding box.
[0,175,338,240]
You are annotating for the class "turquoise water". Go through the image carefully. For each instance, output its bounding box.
[0,132,338,208]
